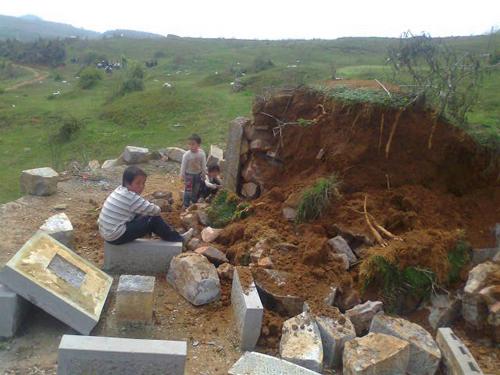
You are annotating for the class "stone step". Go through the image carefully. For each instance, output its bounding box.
[104,239,182,275]
[57,335,187,375]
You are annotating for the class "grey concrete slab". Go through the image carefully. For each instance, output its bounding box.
[0,283,30,338]
[116,275,155,323]
[104,239,182,275]
[229,352,320,375]
[57,335,187,375]
[231,267,263,351]
[436,328,483,375]
[38,212,74,248]
[0,233,112,335]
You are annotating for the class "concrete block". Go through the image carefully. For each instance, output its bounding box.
[122,145,149,164]
[436,328,483,375]
[116,275,155,323]
[231,267,264,351]
[39,212,74,248]
[207,144,224,167]
[315,314,356,369]
[20,167,59,196]
[57,334,187,375]
[0,233,112,335]
[0,283,30,338]
[104,239,182,275]
[229,351,320,375]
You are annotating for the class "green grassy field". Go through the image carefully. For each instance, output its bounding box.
[0,35,499,203]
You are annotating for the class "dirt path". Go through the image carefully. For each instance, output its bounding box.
[5,65,49,91]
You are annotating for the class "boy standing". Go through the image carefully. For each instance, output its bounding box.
[180,134,207,208]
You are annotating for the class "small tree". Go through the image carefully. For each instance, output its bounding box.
[387,32,484,147]
[78,67,103,89]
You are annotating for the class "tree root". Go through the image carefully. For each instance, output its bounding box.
[378,113,385,152]
[364,195,388,247]
[427,113,438,150]
[384,109,404,159]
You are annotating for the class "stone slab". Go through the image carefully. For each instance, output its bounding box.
[57,334,187,375]
[231,267,264,351]
[207,144,224,167]
[0,233,112,335]
[223,117,248,192]
[104,239,182,275]
[436,328,483,375]
[471,248,499,265]
[0,283,30,338]
[20,167,59,196]
[315,314,356,369]
[39,212,74,248]
[116,275,155,323]
[229,351,320,374]
[123,146,150,164]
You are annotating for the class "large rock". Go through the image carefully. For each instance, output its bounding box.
[123,146,150,164]
[462,261,500,329]
[20,167,59,196]
[280,312,323,372]
[253,268,304,316]
[345,300,383,336]
[167,253,220,306]
[39,212,74,249]
[343,333,410,375]
[164,147,186,163]
[370,314,441,375]
[328,236,357,265]
[194,246,228,265]
[314,311,356,369]
[426,293,461,330]
[201,227,222,243]
[223,117,248,192]
[207,145,224,167]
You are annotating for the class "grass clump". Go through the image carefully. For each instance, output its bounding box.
[295,175,340,223]
[206,190,251,228]
[447,239,471,284]
[78,67,103,89]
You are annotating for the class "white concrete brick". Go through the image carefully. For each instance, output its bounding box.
[436,328,483,375]
[39,212,74,248]
[231,267,263,351]
[229,351,320,374]
[104,239,182,275]
[116,275,155,323]
[57,335,187,375]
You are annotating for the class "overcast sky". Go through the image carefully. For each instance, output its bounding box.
[1,0,499,39]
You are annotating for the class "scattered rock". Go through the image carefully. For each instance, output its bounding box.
[316,149,325,160]
[207,145,224,167]
[101,159,120,169]
[20,167,59,196]
[280,312,324,372]
[343,333,410,375]
[426,293,461,330]
[328,236,357,265]
[87,160,100,170]
[323,286,341,306]
[39,212,74,248]
[217,263,234,280]
[249,239,267,262]
[250,139,272,152]
[345,300,384,336]
[201,227,223,243]
[197,211,210,226]
[122,146,150,164]
[150,198,171,212]
[53,203,68,211]
[164,147,186,163]
[257,256,274,269]
[186,238,202,251]
[152,191,173,200]
[253,268,304,316]
[275,242,298,252]
[314,310,356,369]
[180,212,199,229]
[166,253,220,306]
[194,246,228,265]
[335,287,361,312]
[282,207,297,222]
[330,253,349,271]
[241,182,259,199]
[370,314,441,375]
[472,247,500,265]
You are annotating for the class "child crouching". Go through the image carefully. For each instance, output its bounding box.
[98,166,193,244]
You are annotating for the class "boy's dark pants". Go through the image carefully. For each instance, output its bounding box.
[108,215,183,245]
[183,173,202,207]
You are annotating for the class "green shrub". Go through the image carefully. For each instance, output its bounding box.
[448,239,471,283]
[252,56,274,72]
[131,65,144,79]
[295,175,340,223]
[206,190,251,228]
[78,67,102,89]
[52,117,84,143]
[119,78,144,95]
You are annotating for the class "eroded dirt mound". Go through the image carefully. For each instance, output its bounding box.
[220,87,499,325]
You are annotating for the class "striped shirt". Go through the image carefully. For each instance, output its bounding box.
[98,185,161,241]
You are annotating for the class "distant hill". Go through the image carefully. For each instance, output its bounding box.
[102,29,165,39]
[0,14,100,41]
